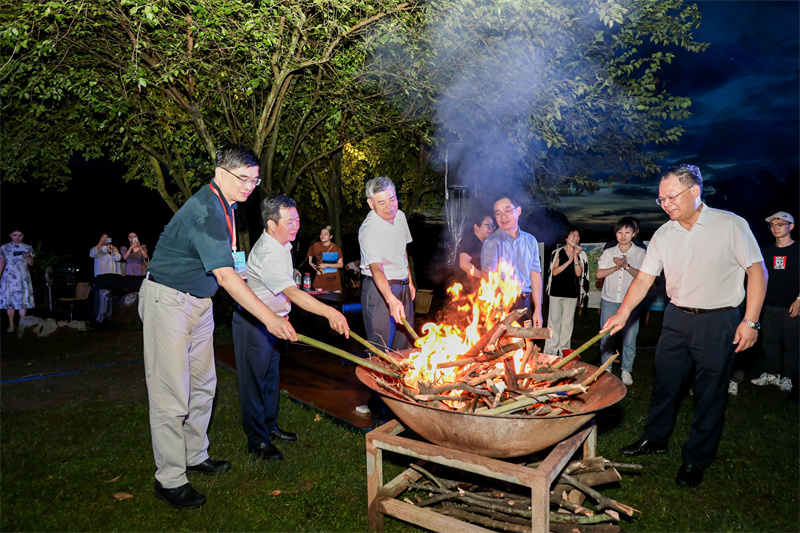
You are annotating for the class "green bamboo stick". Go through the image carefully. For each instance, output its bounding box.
[551,329,611,370]
[347,330,403,369]
[401,317,420,341]
[296,334,401,378]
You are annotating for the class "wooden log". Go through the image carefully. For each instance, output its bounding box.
[461,308,527,359]
[401,317,420,341]
[503,326,553,339]
[558,473,639,517]
[552,468,622,494]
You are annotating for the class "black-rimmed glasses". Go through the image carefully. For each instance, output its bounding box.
[221,166,261,187]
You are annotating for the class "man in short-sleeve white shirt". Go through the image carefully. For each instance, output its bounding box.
[358,177,416,352]
[603,164,767,489]
[232,195,348,462]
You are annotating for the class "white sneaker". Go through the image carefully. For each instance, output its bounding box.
[728,380,738,395]
[779,377,793,392]
[622,371,633,385]
[751,373,781,386]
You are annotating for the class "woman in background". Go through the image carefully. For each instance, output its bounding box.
[307,226,343,292]
[454,212,494,293]
[544,227,588,356]
[121,232,148,276]
[0,229,35,332]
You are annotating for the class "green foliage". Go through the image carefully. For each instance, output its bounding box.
[1,0,421,215]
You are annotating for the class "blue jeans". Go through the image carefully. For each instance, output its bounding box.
[600,298,640,372]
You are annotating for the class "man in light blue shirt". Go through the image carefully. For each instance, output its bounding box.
[481,196,543,327]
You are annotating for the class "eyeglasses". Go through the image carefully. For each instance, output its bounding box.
[220,166,261,188]
[482,223,495,230]
[769,222,790,228]
[655,185,694,206]
[493,207,518,218]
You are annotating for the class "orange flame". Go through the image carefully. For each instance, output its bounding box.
[404,260,525,392]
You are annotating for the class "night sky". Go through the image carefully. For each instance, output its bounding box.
[1,0,798,270]
[559,0,800,241]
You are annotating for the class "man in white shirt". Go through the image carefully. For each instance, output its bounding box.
[89,233,121,275]
[358,177,416,352]
[233,195,349,461]
[603,164,767,489]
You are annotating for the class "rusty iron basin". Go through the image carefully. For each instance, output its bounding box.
[356,360,626,458]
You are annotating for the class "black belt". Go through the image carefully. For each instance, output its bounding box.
[672,303,735,315]
[146,273,209,299]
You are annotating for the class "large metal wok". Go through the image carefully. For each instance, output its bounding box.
[356,360,626,458]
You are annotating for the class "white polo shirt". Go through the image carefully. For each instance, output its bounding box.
[358,209,412,280]
[640,203,763,309]
[598,244,647,303]
[246,231,295,317]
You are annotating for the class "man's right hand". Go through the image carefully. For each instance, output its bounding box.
[265,315,297,342]
[601,312,630,336]
[389,295,406,324]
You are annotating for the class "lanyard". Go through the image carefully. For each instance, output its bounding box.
[209,183,237,252]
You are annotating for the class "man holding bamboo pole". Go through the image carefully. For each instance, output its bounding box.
[602,164,767,489]
[233,195,349,461]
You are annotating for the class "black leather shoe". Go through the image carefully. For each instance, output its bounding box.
[154,481,206,509]
[676,463,704,488]
[270,427,297,442]
[249,441,283,461]
[185,458,231,476]
[620,438,668,456]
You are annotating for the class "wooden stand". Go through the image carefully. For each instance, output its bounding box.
[366,418,597,532]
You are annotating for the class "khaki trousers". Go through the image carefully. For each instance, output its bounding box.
[138,279,216,488]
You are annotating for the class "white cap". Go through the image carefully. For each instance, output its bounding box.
[765,211,794,224]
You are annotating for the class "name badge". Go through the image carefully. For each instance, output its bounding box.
[233,251,248,280]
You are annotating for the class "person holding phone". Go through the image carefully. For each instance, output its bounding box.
[121,232,148,276]
[0,229,35,333]
[89,233,121,275]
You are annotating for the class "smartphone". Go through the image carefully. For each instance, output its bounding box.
[105,238,112,244]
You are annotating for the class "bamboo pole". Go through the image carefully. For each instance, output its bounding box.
[346,330,403,369]
[295,334,401,378]
[401,317,420,341]
[552,329,611,369]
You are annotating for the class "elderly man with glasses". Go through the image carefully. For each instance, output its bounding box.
[750,211,798,400]
[139,144,297,510]
[602,164,767,489]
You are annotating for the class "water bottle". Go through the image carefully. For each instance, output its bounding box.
[303,272,311,290]
[294,272,302,289]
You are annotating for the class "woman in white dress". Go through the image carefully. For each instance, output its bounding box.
[0,229,35,332]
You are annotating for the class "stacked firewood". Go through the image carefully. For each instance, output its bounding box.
[368,308,615,417]
[400,457,641,532]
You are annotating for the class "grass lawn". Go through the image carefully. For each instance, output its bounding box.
[1,311,798,532]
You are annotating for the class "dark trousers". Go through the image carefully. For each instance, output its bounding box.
[232,308,282,447]
[361,276,414,352]
[642,304,740,469]
[760,304,799,380]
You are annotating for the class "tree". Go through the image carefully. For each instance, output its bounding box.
[365,0,708,201]
[1,0,420,220]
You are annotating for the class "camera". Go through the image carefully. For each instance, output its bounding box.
[105,238,112,244]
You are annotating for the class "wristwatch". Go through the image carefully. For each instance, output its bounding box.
[623,265,629,271]
[742,319,761,331]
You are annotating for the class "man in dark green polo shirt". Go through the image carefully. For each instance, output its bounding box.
[139,144,296,510]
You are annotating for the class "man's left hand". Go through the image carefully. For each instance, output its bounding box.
[733,322,758,353]
[532,308,543,328]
